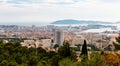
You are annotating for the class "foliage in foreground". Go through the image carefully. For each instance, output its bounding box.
[113,34,120,50]
[0,40,120,66]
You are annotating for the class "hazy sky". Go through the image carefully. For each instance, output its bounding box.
[0,0,120,23]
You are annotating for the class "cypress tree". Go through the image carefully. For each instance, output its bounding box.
[80,40,88,60]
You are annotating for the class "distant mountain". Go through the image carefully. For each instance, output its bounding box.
[116,22,120,24]
[51,19,113,25]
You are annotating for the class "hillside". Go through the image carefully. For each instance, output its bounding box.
[51,19,112,25]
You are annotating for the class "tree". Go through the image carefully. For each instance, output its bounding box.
[80,40,88,61]
[51,55,61,66]
[101,53,120,66]
[47,51,56,59]
[0,60,8,66]
[77,52,109,66]
[54,44,59,49]
[8,61,18,66]
[113,34,120,50]
[37,61,51,66]
[37,47,47,60]
[88,52,108,66]
[28,56,39,66]
[58,41,71,58]
[59,58,76,66]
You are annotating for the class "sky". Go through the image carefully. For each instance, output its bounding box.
[0,0,120,24]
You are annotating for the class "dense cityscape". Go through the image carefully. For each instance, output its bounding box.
[0,24,120,66]
[0,24,119,50]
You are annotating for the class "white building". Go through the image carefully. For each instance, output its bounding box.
[53,30,64,46]
[20,39,51,48]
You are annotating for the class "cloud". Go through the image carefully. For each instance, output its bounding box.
[100,0,120,3]
[3,0,120,6]
[0,0,120,23]
[0,1,3,3]
[3,0,88,6]
[6,0,33,4]
[43,0,73,3]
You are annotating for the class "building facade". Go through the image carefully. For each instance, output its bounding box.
[53,30,64,46]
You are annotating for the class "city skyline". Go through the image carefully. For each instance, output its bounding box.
[0,0,120,23]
